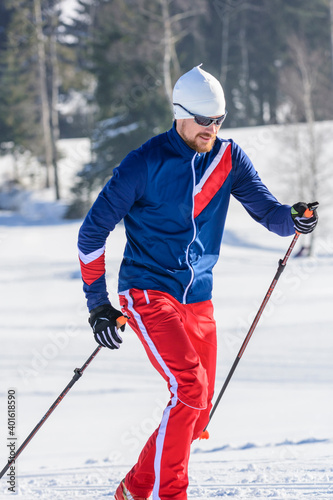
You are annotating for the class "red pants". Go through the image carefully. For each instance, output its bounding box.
[119,289,217,500]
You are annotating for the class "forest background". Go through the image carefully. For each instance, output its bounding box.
[0,0,332,217]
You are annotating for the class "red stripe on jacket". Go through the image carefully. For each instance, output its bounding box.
[79,253,105,285]
[194,144,232,218]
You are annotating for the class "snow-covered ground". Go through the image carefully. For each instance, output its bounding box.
[0,124,332,499]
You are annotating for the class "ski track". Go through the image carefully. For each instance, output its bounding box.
[1,440,333,499]
[1,463,333,499]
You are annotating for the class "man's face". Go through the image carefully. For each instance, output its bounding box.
[176,118,221,153]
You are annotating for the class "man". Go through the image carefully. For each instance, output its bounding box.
[78,65,318,500]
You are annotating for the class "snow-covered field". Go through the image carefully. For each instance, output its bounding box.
[0,124,332,499]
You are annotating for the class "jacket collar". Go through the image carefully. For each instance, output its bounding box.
[167,121,198,159]
[167,121,221,161]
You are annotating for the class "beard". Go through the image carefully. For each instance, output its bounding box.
[178,124,217,153]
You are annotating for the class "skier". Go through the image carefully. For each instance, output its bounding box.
[78,65,318,500]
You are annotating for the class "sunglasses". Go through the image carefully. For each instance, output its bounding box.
[174,103,228,127]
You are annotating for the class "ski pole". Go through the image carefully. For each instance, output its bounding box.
[0,345,103,480]
[0,311,128,479]
[200,203,318,439]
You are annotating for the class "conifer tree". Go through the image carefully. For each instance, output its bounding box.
[0,0,42,157]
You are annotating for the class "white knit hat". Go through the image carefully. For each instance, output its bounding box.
[173,64,226,119]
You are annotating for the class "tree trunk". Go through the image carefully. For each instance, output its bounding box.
[220,6,230,86]
[34,0,53,190]
[239,10,249,122]
[160,0,173,109]
[293,39,318,256]
[327,2,333,254]
[50,9,61,200]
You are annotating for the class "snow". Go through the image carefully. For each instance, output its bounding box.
[0,124,333,498]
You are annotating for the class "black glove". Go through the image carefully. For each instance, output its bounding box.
[89,304,126,349]
[291,202,319,234]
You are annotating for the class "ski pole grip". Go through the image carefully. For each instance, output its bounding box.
[116,315,128,327]
[303,208,313,217]
[304,201,319,217]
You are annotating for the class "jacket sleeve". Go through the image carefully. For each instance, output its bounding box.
[78,150,147,311]
[230,142,295,236]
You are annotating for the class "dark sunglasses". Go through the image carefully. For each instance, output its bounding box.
[174,103,228,127]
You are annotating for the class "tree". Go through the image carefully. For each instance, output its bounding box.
[0,0,62,197]
[0,3,12,145]
[329,0,333,86]
[208,0,280,126]
[279,34,331,254]
[48,0,62,198]
[34,0,54,191]
[58,0,98,138]
[138,0,206,107]
[0,1,43,167]
[0,0,94,199]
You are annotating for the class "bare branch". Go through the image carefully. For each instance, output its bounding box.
[170,9,206,24]
[137,8,162,22]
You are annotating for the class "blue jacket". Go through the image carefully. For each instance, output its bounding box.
[78,122,295,311]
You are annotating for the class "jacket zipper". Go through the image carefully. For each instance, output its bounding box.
[182,152,198,304]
